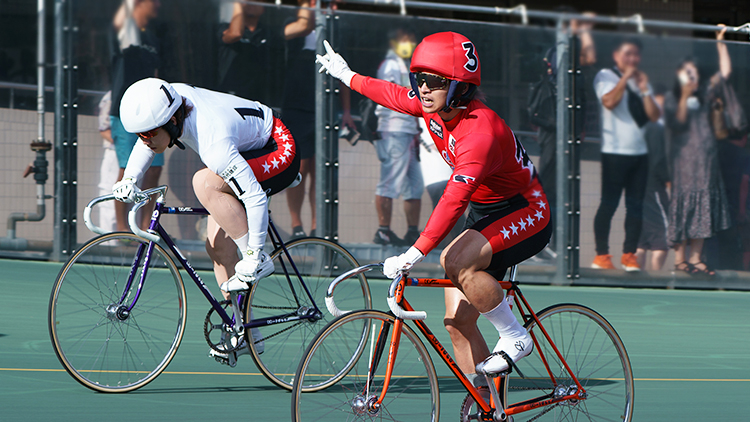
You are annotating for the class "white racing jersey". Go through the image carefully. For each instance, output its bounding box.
[123,84,275,249]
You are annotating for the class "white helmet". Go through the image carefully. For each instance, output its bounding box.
[120,78,181,133]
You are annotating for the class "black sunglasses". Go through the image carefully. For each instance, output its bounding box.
[414,72,449,90]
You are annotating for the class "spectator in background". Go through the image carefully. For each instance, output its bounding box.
[592,37,660,271]
[282,0,318,239]
[533,10,596,255]
[664,26,733,276]
[635,84,669,271]
[97,91,118,232]
[372,28,423,246]
[710,135,750,270]
[216,1,279,105]
[110,0,163,231]
[282,0,355,238]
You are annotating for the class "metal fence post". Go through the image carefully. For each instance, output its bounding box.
[314,6,338,242]
[53,0,77,261]
[554,21,573,284]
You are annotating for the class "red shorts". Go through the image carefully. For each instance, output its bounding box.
[466,178,552,276]
[240,116,300,196]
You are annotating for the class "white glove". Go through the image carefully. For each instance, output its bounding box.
[383,246,425,279]
[316,40,356,88]
[112,177,140,203]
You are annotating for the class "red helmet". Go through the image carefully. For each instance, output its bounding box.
[410,32,481,86]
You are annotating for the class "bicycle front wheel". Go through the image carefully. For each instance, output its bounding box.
[501,304,634,421]
[48,233,187,393]
[292,310,440,422]
[246,237,371,391]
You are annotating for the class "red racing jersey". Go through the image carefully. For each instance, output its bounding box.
[351,74,539,255]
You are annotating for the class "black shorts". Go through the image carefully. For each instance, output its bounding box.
[463,180,552,279]
[240,116,301,197]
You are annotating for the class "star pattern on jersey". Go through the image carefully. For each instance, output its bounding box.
[536,200,547,210]
[518,219,527,231]
[274,125,284,135]
[526,215,535,227]
[271,157,280,169]
[500,226,511,239]
[280,133,290,142]
[535,210,545,221]
[510,222,519,235]
[262,161,271,173]
[279,154,287,164]
[531,190,542,198]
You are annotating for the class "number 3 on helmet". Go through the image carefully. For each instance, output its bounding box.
[409,32,481,86]
[408,32,481,112]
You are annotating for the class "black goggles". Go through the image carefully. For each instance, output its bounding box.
[413,72,449,90]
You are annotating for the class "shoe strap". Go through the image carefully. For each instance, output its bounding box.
[483,350,526,379]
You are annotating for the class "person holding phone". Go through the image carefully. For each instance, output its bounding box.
[663,25,733,276]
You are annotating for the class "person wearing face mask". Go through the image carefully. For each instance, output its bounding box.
[371,28,423,246]
[317,32,552,382]
[592,37,661,272]
[664,26,733,276]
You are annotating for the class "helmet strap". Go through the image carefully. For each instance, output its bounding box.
[163,105,186,150]
[408,73,422,101]
[441,80,461,113]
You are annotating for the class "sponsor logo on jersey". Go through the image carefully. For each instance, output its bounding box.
[441,150,454,169]
[219,164,238,180]
[429,119,443,139]
[452,174,476,184]
[448,134,456,154]
[407,90,417,99]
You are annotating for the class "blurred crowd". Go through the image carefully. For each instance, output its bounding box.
[3,0,750,272]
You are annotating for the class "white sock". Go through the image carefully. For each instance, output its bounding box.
[480,297,526,339]
[232,233,249,254]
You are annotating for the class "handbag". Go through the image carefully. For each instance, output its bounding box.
[712,78,748,141]
[611,67,649,128]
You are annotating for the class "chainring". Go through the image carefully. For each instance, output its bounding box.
[203,300,244,353]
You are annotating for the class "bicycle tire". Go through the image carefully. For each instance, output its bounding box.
[291,310,440,422]
[500,303,634,421]
[48,233,187,393]
[245,237,372,391]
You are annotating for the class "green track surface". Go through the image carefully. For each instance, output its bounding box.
[1,258,748,421]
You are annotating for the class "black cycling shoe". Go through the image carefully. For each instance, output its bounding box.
[291,226,306,239]
[402,228,420,245]
[373,229,405,246]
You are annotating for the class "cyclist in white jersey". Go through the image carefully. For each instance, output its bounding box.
[113,77,299,298]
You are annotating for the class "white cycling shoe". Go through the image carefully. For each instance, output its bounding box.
[476,329,533,375]
[221,251,274,292]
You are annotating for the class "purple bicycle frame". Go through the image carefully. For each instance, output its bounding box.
[114,201,323,331]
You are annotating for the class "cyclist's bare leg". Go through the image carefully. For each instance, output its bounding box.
[204,216,240,301]
[193,169,247,300]
[441,229,501,313]
[442,229,530,373]
[192,169,248,239]
[444,287,490,375]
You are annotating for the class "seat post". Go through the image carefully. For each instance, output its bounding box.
[508,265,518,282]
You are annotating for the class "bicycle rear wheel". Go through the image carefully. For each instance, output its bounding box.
[501,304,634,421]
[292,310,440,422]
[246,237,371,391]
[48,233,187,393]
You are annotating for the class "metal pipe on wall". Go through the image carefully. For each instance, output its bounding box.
[1,0,52,252]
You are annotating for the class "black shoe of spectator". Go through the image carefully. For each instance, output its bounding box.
[291,226,306,239]
[309,229,316,237]
[373,229,405,246]
[403,228,420,245]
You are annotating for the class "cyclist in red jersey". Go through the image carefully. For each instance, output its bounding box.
[317,32,552,379]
